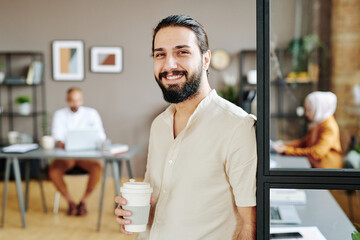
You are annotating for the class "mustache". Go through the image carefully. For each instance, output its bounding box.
[158,70,188,80]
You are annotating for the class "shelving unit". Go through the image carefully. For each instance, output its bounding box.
[269,47,318,140]
[238,48,318,140]
[238,49,257,111]
[270,79,317,140]
[0,52,46,146]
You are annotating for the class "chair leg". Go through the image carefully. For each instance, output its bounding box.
[53,192,61,214]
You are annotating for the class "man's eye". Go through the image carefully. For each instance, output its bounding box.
[179,51,189,55]
[155,53,165,58]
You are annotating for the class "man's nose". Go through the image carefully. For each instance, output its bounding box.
[163,55,177,71]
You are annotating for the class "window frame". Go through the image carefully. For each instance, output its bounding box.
[255,0,360,239]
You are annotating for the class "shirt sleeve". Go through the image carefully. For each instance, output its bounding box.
[284,123,337,162]
[225,116,257,207]
[91,109,106,141]
[284,137,307,148]
[52,110,66,142]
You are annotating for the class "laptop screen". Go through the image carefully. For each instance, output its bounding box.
[65,128,101,151]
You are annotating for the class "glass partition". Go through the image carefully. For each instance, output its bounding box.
[269,187,360,240]
[268,0,360,171]
[256,0,360,239]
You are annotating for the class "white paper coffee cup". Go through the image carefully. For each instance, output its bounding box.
[8,131,19,145]
[120,179,153,232]
[41,136,55,150]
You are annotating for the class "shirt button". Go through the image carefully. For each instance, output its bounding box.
[163,189,166,193]
[156,220,160,224]
[169,160,173,164]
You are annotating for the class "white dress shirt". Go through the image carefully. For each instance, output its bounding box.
[52,106,106,143]
[137,90,257,240]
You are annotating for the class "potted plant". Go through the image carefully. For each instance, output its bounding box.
[218,84,238,104]
[15,95,31,115]
[287,34,327,82]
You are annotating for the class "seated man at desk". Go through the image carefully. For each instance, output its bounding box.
[273,91,342,169]
[49,87,106,216]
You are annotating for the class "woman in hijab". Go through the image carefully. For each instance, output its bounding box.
[273,91,343,168]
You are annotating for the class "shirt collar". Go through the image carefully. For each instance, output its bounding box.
[162,89,217,127]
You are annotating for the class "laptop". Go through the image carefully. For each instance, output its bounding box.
[270,205,301,225]
[65,128,101,152]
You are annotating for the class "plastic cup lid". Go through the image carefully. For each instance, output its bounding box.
[120,179,153,194]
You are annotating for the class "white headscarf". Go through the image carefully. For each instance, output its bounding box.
[305,91,337,124]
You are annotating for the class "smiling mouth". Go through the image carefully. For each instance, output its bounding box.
[160,71,186,84]
[164,74,183,81]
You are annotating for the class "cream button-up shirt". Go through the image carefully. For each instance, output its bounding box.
[137,90,257,240]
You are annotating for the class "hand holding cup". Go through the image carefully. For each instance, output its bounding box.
[114,196,134,235]
[115,179,153,234]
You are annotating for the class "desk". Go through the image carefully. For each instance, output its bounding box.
[0,146,141,231]
[270,154,356,239]
[270,153,311,168]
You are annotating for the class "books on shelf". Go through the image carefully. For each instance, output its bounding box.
[5,77,26,85]
[102,144,129,155]
[26,61,43,85]
[26,62,35,85]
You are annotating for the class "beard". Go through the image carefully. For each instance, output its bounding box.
[70,106,79,112]
[155,63,202,104]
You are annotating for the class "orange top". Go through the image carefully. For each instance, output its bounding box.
[284,115,343,169]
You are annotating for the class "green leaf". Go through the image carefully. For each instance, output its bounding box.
[217,85,238,104]
[352,231,360,240]
[288,34,328,73]
[15,95,31,104]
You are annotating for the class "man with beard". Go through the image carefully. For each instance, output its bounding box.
[49,87,106,216]
[115,15,257,239]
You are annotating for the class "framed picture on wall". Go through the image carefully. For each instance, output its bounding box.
[90,46,123,73]
[52,40,84,81]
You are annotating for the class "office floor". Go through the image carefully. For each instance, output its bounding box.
[1,177,359,240]
[0,176,139,240]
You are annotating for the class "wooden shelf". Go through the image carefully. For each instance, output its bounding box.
[285,77,318,84]
[0,111,45,117]
[271,78,316,85]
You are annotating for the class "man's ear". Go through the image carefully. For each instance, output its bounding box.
[203,50,211,71]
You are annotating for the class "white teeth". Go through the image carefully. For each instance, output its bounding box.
[166,75,182,80]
